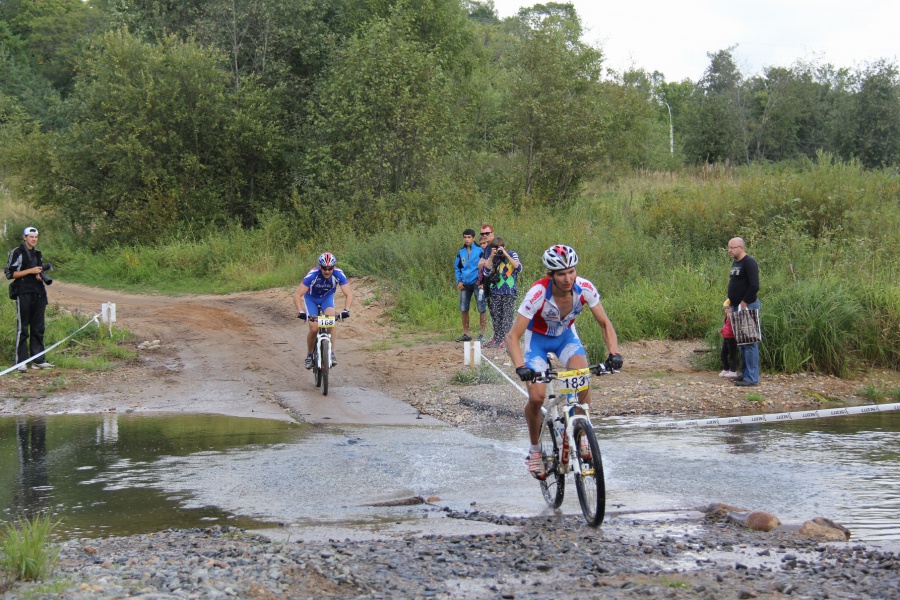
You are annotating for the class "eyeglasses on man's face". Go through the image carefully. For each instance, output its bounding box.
[480,231,492,236]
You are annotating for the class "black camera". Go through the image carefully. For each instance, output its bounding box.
[40,262,53,285]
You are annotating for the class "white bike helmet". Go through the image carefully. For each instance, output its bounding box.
[318,252,337,267]
[542,245,579,271]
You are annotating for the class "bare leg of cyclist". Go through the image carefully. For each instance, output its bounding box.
[566,353,593,458]
[524,381,548,478]
[306,322,317,355]
[566,353,591,408]
[524,382,547,445]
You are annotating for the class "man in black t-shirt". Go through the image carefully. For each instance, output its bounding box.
[727,237,760,386]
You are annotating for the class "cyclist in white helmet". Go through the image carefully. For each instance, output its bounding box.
[505,244,622,479]
[293,252,353,369]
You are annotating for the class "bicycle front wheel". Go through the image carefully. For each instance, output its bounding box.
[539,420,565,508]
[312,348,322,387]
[573,420,605,527]
[320,338,330,396]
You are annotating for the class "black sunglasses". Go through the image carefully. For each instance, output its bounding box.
[480,231,492,236]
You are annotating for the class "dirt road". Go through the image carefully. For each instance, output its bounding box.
[2,279,897,424]
[1,280,458,425]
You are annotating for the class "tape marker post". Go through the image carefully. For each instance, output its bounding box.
[0,313,101,376]
[482,355,900,429]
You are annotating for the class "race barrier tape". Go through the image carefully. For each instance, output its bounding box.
[481,353,900,429]
[482,355,528,397]
[596,402,900,429]
[0,313,101,376]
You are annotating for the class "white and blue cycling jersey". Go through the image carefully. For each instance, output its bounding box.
[302,267,348,299]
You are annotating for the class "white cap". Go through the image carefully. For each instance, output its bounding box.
[23,227,39,236]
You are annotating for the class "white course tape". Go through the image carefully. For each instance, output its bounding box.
[484,354,900,429]
[597,402,900,429]
[1,313,101,376]
[482,355,528,397]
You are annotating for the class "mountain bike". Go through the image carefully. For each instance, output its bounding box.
[530,357,617,527]
[305,313,345,396]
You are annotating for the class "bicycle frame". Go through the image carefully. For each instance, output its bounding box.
[307,313,339,396]
[313,314,335,370]
[533,357,615,526]
[540,367,593,474]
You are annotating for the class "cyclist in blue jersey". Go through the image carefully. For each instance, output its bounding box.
[293,252,353,369]
[505,245,622,478]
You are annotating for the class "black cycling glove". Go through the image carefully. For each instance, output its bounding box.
[340,309,350,320]
[606,353,623,370]
[515,366,536,382]
[297,312,307,321]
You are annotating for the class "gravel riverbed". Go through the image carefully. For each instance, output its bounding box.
[4,513,897,599]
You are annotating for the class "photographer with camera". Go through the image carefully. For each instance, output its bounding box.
[5,227,54,372]
[480,237,521,348]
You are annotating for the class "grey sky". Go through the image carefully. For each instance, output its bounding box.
[491,1,898,81]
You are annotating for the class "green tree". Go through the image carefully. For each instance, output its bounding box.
[4,0,110,93]
[602,68,676,169]
[502,2,607,201]
[681,48,748,164]
[344,0,475,73]
[302,12,457,225]
[851,60,900,168]
[465,0,499,24]
[5,31,287,245]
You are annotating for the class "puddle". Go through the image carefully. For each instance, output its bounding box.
[0,414,302,537]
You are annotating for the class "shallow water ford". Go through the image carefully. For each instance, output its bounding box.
[1,409,897,544]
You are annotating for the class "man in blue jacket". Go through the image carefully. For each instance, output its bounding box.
[454,229,485,342]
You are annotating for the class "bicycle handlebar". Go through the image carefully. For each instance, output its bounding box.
[532,362,618,383]
[297,313,347,322]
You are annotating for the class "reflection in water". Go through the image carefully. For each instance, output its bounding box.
[15,418,49,516]
[723,424,763,454]
[0,413,303,538]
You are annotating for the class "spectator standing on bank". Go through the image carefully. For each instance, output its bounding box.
[718,299,739,378]
[455,228,485,342]
[5,227,53,372]
[482,237,522,348]
[727,237,761,386]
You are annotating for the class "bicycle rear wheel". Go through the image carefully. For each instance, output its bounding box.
[539,419,565,508]
[573,420,605,527]
[320,338,330,396]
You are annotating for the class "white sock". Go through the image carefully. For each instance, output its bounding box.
[529,444,541,453]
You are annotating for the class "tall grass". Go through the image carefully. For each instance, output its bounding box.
[3,155,898,376]
[0,513,60,584]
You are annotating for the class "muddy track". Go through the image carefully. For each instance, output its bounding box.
[2,280,450,424]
